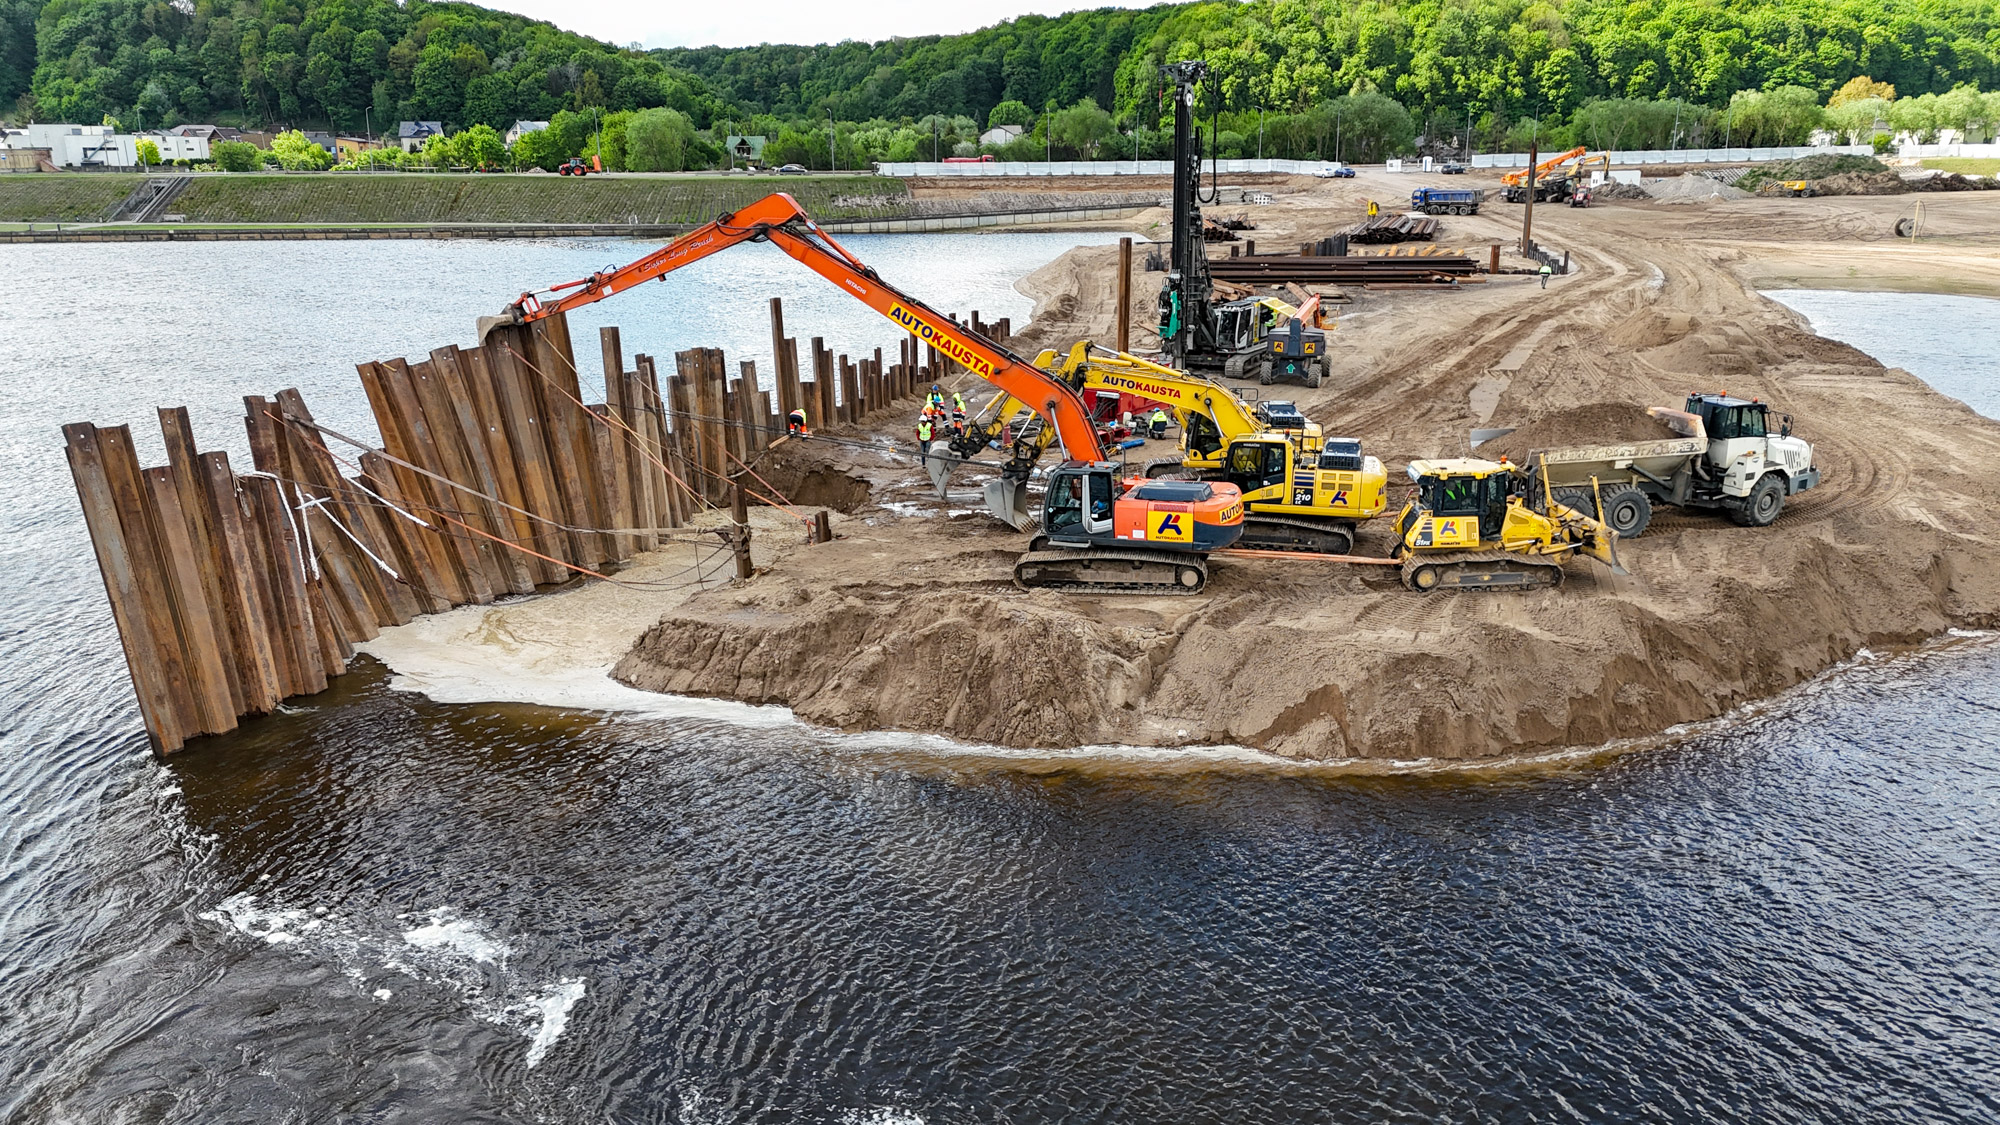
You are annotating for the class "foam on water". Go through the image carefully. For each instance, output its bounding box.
[402,908,512,966]
[518,977,587,1069]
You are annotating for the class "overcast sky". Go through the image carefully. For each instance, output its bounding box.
[481,0,1156,50]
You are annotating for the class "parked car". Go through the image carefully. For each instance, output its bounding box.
[1440,161,1468,174]
[777,163,809,175]
[1313,164,1356,178]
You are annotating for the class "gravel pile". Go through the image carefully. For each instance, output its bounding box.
[1641,175,1753,203]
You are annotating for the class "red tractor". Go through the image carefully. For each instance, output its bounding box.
[557,156,600,176]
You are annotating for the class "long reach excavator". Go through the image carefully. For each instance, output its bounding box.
[477,191,1245,594]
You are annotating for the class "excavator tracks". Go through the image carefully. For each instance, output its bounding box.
[1400,550,1565,593]
[1014,548,1209,595]
[1238,515,1355,555]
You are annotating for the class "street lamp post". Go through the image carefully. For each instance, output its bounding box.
[829,110,836,171]
[1257,105,1264,159]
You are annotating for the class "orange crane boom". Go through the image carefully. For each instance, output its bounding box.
[1501,145,1587,187]
[480,191,1106,463]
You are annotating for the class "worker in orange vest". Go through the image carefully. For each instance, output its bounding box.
[788,407,809,435]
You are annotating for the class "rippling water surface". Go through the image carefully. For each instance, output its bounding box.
[2,255,1997,1122]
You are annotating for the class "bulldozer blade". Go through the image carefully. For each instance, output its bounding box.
[983,477,1036,531]
[1588,528,1627,575]
[924,453,954,498]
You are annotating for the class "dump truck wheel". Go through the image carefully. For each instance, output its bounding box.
[1732,475,1786,527]
[1553,487,1596,517]
[1601,484,1652,538]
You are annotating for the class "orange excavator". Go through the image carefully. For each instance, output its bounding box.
[477,191,1245,593]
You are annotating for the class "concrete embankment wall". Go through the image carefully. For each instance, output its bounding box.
[0,173,912,226]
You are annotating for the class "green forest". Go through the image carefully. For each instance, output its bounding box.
[4,0,2000,169]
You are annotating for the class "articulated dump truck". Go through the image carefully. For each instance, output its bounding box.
[1520,393,1821,538]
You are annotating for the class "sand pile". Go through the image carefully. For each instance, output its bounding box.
[1815,171,1908,196]
[1643,175,1753,203]
[1478,403,1681,463]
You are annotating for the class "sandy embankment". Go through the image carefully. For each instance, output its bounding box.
[374,173,2000,760]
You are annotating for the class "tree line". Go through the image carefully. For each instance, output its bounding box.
[4,0,1999,171]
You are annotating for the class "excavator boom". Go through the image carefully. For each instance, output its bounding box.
[480,191,1107,466]
[1501,145,1588,187]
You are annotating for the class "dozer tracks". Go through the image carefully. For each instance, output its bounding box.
[1401,550,1565,593]
[1237,515,1355,555]
[1014,548,1209,595]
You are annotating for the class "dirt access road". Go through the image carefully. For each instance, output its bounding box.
[425,171,2000,761]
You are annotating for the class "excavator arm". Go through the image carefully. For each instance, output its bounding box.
[480,191,1107,469]
[1500,145,1587,187]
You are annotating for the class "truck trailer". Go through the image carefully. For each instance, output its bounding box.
[1519,394,1820,537]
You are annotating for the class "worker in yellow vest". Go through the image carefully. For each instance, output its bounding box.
[915,414,935,455]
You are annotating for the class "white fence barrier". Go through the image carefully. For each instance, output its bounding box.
[875,158,1341,177]
[1471,145,1874,169]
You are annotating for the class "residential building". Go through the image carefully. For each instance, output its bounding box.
[979,124,1026,147]
[140,133,210,161]
[335,136,379,155]
[301,130,336,155]
[167,124,243,144]
[725,134,767,164]
[6,124,138,168]
[507,120,549,147]
[398,121,445,152]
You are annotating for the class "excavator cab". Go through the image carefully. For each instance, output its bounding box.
[1225,439,1291,498]
[1043,464,1116,541]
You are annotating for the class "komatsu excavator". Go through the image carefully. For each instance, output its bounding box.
[1392,458,1624,591]
[477,191,1244,593]
[955,344,1385,553]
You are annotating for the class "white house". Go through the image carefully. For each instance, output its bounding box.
[979,124,1025,147]
[506,120,549,147]
[399,121,445,152]
[139,132,211,161]
[6,124,138,168]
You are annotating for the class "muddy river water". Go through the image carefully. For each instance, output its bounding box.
[2,246,1996,1122]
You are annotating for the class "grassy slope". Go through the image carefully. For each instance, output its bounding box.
[168,174,911,224]
[0,175,142,220]
[1922,157,2000,176]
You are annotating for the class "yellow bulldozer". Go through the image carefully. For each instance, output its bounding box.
[1392,458,1625,591]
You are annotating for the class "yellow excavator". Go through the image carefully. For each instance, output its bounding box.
[1392,458,1625,591]
[957,344,1387,554]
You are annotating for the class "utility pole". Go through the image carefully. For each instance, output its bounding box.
[1116,236,1132,352]
[829,110,836,171]
[1257,105,1264,159]
[1520,138,1538,255]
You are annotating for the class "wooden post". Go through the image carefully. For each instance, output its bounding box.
[158,407,244,712]
[587,408,629,561]
[1520,142,1537,255]
[666,366,699,520]
[737,361,762,454]
[351,368,483,605]
[477,336,570,581]
[769,298,793,418]
[197,450,283,714]
[812,339,835,430]
[428,348,534,593]
[729,476,753,582]
[1117,236,1133,353]
[64,423,186,753]
[839,356,859,425]
[459,346,549,585]
[1489,243,1500,274]
[688,348,726,504]
[524,322,607,569]
[360,451,452,613]
[599,328,638,557]
[813,510,832,544]
[242,471,326,696]
[272,388,412,624]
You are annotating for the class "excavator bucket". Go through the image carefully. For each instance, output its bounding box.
[983,476,1036,531]
[924,453,953,498]
[476,313,516,345]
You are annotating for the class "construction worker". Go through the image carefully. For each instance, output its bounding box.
[928,384,945,412]
[1539,262,1554,289]
[1366,199,1379,217]
[1148,407,1170,440]
[787,407,809,435]
[951,391,968,416]
[915,414,935,455]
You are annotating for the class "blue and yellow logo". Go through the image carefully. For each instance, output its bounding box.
[1148,510,1192,542]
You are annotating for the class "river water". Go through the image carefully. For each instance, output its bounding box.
[2,252,1997,1121]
